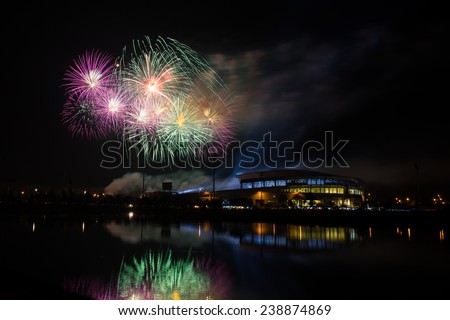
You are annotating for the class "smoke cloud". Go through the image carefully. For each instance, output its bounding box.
[103,170,238,196]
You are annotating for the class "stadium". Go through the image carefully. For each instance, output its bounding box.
[216,169,364,209]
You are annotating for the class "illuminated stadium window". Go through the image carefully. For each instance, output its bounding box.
[337,188,344,194]
[242,182,252,189]
[311,187,321,193]
[330,188,337,194]
[317,179,324,185]
[300,187,310,193]
[349,188,362,195]
[324,188,330,193]
[265,180,275,187]
[253,181,262,188]
[276,180,287,186]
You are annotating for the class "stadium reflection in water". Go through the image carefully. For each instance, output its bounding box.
[242,223,358,251]
[2,215,449,300]
[102,220,361,252]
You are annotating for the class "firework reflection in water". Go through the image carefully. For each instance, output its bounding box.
[62,249,230,300]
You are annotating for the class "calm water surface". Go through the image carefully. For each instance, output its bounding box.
[1,212,449,299]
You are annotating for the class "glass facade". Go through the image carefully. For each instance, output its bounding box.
[237,171,364,209]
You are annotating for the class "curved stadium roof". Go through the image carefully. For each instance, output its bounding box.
[236,169,362,185]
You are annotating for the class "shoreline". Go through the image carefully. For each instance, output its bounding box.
[1,202,449,227]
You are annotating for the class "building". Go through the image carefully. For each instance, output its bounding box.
[217,169,364,209]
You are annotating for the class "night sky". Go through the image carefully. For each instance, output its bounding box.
[2,1,449,202]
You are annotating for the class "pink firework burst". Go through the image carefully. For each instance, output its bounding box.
[124,96,169,133]
[93,87,131,134]
[62,49,116,100]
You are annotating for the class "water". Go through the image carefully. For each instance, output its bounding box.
[1,212,449,299]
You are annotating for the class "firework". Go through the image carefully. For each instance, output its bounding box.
[160,37,227,92]
[62,36,236,167]
[61,94,108,140]
[62,49,115,100]
[155,96,214,165]
[124,96,168,132]
[197,91,236,152]
[94,86,131,134]
[119,46,186,103]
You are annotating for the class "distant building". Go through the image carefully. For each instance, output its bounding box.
[216,169,364,209]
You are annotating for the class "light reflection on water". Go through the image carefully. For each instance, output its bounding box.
[102,221,362,253]
[1,215,449,299]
